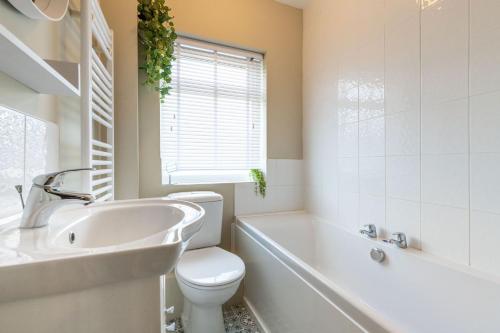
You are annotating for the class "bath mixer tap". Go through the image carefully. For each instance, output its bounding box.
[359,224,377,238]
[17,168,95,229]
[384,232,408,249]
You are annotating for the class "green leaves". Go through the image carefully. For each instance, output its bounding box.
[137,0,177,102]
[250,169,267,198]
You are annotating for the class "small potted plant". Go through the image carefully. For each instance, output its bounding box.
[250,169,267,198]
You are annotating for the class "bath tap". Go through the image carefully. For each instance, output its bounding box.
[17,168,95,229]
[359,224,377,238]
[384,232,408,249]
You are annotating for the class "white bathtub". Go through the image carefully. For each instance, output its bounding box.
[235,211,500,333]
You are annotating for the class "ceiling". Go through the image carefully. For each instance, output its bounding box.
[274,0,308,9]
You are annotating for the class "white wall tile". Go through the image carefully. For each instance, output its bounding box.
[338,101,359,125]
[387,198,421,249]
[0,108,25,219]
[338,122,358,157]
[0,107,58,220]
[387,155,420,201]
[470,26,500,95]
[422,154,469,208]
[358,1,385,122]
[386,110,420,156]
[469,0,500,102]
[235,183,267,216]
[385,0,421,27]
[25,117,59,193]
[470,153,500,214]
[304,0,500,276]
[470,0,500,33]
[470,210,500,276]
[337,79,359,125]
[359,157,385,196]
[470,91,500,153]
[385,17,420,115]
[360,193,386,236]
[274,186,304,212]
[235,159,305,216]
[421,0,469,104]
[359,84,384,121]
[338,191,359,232]
[273,159,304,186]
[264,159,278,186]
[421,203,469,264]
[421,98,469,154]
[338,157,359,194]
[359,117,385,157]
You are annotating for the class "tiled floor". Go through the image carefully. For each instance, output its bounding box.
[173,304,260,333]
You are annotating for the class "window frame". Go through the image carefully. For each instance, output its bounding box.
[160,37,267,185]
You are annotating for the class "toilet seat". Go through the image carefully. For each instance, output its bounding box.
[176,247,245,288]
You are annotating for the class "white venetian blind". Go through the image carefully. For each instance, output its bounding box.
[160,37,266,184]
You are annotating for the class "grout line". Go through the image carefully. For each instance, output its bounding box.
[419,0,423,251]
[22,115,27,195]
[383,0,388,237]
[420,200,469,211]
[467,0,472,267]
[356,6,361,232]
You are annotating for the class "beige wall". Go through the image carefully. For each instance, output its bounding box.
[167,0,303,160]
[101,0,140,199]
[1,0,302,249]
[103,0,303,250]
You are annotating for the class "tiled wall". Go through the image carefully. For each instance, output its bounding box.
[234,159,304,216]
[0,106,58,220]
[304,0,500,275]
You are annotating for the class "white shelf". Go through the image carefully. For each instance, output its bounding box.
[0,24,80,97]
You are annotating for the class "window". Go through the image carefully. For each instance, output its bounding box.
[160,37,266,184]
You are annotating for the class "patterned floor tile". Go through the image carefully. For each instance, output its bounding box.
[171,304,259,333]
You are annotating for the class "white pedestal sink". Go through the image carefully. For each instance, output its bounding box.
[0,198,204,333]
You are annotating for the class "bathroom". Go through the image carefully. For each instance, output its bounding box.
[0,0,499,332]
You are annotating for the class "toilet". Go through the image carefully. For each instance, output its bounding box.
[168,192,245,333]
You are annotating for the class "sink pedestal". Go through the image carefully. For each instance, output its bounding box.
[0,276,162,333]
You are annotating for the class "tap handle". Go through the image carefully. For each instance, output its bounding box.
[392,232,406,241]
[359,224,377,238]
[32,168,94,187]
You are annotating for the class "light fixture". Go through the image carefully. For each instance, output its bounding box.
[7,0,70,21]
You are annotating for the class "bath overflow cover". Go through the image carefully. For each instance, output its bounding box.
[370,248,385,263]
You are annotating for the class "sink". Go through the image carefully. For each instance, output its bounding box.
[52,201,193,249]
[0,198,204,303]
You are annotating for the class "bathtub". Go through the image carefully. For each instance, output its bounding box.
[234,211,500,333]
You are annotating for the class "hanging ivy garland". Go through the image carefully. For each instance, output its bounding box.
[137,0,177,102]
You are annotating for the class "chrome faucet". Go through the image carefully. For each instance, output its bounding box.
[384,232,408,249]
[359,224,377,238]
[17,168,95,229]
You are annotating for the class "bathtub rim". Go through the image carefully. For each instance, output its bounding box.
[237,210,500,287]
[235,212,396,333]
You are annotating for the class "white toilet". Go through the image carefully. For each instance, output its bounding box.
[168,191,245,333]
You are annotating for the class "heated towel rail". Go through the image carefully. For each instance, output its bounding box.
[81,0,114,201]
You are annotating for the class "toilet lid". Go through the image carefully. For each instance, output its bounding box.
[176,247,245,287]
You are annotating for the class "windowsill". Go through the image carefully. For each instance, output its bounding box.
[162,170,257,185]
